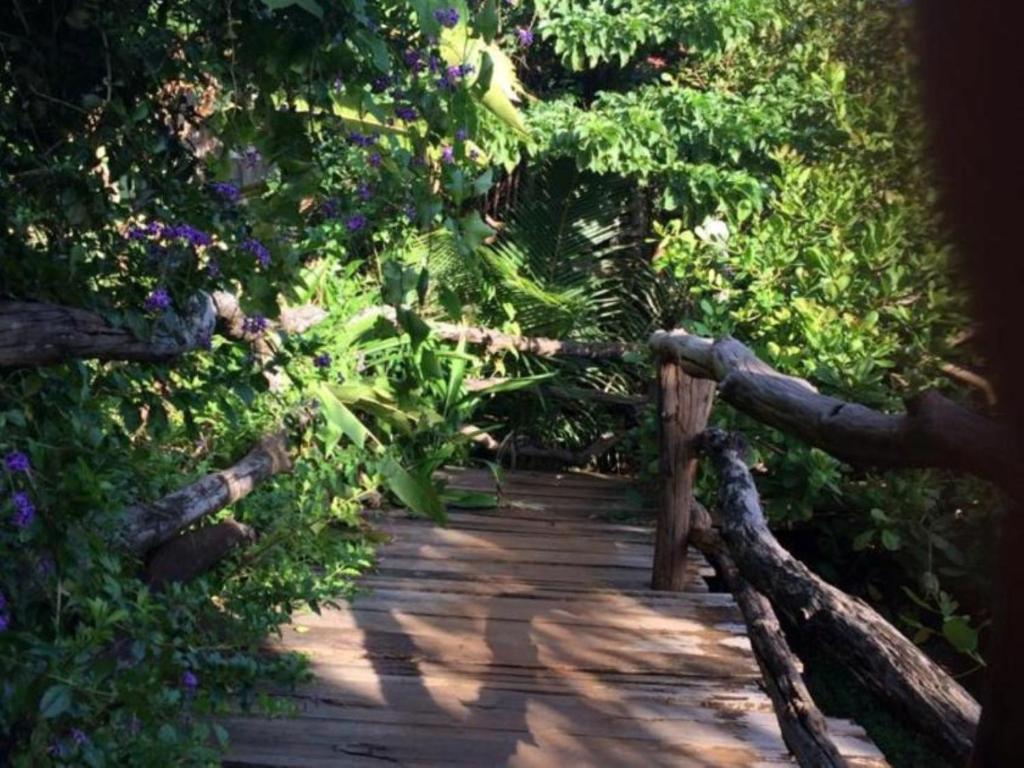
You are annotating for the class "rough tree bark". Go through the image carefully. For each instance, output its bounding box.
[0,295,215,368]
[360,305,638,361]
[651,329,1016,494]
[696,428,980,761]
[690,511,850,767]
[144,518,256,588]
[651,359,715,590]
[121,409,314,554]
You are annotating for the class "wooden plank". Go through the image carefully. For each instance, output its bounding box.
[226,468,887,767]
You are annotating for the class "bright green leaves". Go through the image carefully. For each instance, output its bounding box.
[318,384,374,453]
[454,211,494,255]
[438,21,529,135]
[377,457,447,523]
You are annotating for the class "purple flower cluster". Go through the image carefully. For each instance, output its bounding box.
[371,75,391,94]
[348,132,377,148]
[209,181,241,204]
[241,237,271,268]
[357,183,373,201]
[368,152,382,168]
[313,353,332,369]
[70,729,89,747]
[242,146,262,168]
[434,7,460,28]
[0,591,8,632]
[404,203,418,222]
[144,288,171,312]
[242,314,268,336]
[182,669,199,692]
[5,451,30,473]
[321,198,341,219]
[455,127,469,141]
[516,27,534,47]
[11,491,35,528]
[346,214,368,232]
[441,145,455,164]
[395,104,418,121]
[128,222,212,248]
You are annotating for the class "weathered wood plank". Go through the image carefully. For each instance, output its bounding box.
[225,468,887,767]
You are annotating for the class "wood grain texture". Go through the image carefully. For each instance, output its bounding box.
[650,328,1016,493]
[697,429,977,761]
[224,468,887,767]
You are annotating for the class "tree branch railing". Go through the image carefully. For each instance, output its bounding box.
[646,326,995,764]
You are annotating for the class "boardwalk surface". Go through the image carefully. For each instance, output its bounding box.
[224,467,887,767]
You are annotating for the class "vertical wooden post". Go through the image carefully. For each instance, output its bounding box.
[651,358,715,591]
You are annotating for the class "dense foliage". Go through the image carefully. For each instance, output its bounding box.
[0,0,990,764]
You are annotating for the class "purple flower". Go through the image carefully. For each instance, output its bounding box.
[446,65,463,81]
[0,591,6,632]
[403,49,424,72]
[357,183,373,201]
[516,27,534,48]
[182,670,199,692]
[395,104,418,121]
[455,128,468,141]
[347,132,376,148]
[241,237,271,268]
[127,221,163,241]
[209,181,241,204]
[428,54,442,74]
[165,224,212,248]
[206,259,221,279]
[346,214,368,232]
[371,75,391,94]
[242,146,262,167]
[434,7,460,28]
[404,203,418,221]
[4,451,30,473]
[321,198,341,219]
[144,288,172,313]
[70,729,89,747]
[332,75,344,92]
[368,152,382,168]
[242,314,268,336]
[37,557,55,577]
[11,491,35,528]
[441,145,455,164]
[313,353,332,369]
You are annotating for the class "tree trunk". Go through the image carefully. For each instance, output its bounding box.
[144,518,256,587]
[696,428,980,760]
[651,359,714,590]
[0,295,214,368]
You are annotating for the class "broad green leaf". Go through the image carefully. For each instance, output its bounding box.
[464,372,555,397]
[444,335,469,414]
[458,210,494,253]
[942,616,978,653]
[378,457,447,523]
[319,384,375,451]
[39,685,72,719]
[880,529,901,551]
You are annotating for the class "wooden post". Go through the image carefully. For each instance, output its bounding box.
[651,358,715,590]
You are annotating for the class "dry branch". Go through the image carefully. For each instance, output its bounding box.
[459,426,623,467]
[121,409,314,554]
[650,329,1016,492]
[696,428,980,760]
[362,306,638,361]
[0,296,214,369]
[690,508,850,767]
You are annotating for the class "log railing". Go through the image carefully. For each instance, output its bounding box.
[648,327,994,764]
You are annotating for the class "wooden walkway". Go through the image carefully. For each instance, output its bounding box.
[224,468,887,767]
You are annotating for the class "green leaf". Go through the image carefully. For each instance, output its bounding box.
[39,684,72,719]
[942,616,978,653]
[319,384,375,452]
[441,489,498,508]
[378,457,446,523]
[851,529,874,551]
[475,0,500,41]
[880,529,901,551]
[457,210,494,254]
